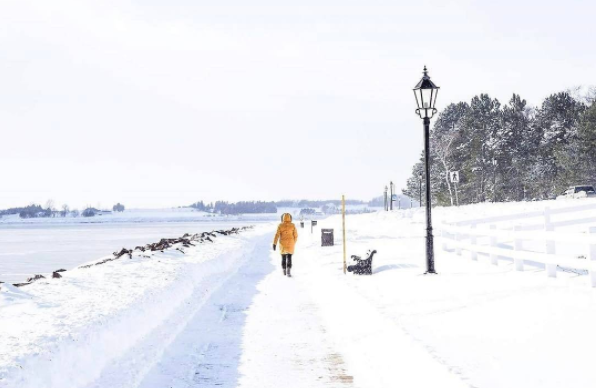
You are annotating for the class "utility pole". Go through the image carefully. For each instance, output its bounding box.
[389,181,394,210]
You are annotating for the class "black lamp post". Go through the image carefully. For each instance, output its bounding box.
[413,66,440,275]
[418,172,423,206]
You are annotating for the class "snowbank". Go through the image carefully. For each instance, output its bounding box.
[0,224,272,388]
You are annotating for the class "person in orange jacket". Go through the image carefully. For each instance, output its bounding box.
[273,213,298,277]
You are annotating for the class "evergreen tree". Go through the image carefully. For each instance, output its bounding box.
[501,94,535,200]
[535,92,585,196]
[577,102,596,182]
[458,94,502,203]
[403,89,591,205]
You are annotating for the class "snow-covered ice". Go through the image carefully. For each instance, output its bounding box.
[0,208,275,283]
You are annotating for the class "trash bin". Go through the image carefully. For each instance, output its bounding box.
[321,228,334,246]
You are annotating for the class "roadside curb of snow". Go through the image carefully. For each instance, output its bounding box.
[1,227,271,388]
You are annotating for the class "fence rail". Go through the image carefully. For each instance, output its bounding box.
[439,203,596,287]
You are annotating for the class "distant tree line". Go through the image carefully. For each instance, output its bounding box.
[403,88,596,206]
[189,200,277,214]
[275,199,366,207]
[299,208,316,216]
[0,204,51,218]
[368,195,417,207]
[188,198,393,215]
[189,200,210,211]
[0,202,125,218]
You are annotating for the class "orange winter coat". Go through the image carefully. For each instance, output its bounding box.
[273,213,298,254]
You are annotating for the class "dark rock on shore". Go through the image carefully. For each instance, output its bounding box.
[13,226,254,287]
[27,274,46,283]
[113,248,133,259]
[75,225,254,268]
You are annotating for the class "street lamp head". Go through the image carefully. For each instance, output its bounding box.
[413,66,440,119]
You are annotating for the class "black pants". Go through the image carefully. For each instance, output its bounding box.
[281,254,292,269]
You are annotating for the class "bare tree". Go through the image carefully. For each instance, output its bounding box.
[61,204,70,217]
[45,199,55,211]
[433,130,458,206]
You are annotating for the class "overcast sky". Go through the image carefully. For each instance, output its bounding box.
[0,0,595,209]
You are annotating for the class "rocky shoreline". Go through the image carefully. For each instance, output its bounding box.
[0,226,253,288]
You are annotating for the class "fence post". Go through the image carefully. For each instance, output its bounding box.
[543,206,552,228]
[441,224,448,251]
[544,224,557,278]
[469,223,478,261]
[455,229,462,256]
[513,225,524,271]
[588,227,596,287]
[489,224,498,266]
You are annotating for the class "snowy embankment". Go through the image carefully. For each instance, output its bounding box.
[0,224,272,388]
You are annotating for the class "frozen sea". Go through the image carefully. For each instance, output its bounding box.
[0,209,276,283]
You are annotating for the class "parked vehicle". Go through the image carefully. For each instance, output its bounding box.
[556,185,596,200]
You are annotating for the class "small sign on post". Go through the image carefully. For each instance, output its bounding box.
[449,171,460,206]
[311,220,317,233]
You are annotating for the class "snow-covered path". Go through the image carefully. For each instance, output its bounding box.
[77,226,467,388]
[107,232,355,388]
[81,232,358,388]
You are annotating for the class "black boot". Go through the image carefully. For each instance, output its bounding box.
[287,267,291,277]
[283,267,286,276]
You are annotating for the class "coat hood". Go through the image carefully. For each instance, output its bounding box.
[282,213,292,223]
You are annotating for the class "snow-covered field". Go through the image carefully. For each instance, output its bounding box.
[3,200,596,387]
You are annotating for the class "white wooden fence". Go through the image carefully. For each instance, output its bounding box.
[439,203,596,287]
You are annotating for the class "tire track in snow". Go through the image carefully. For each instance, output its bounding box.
[81,233,269,388]
[135,235,272,388]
